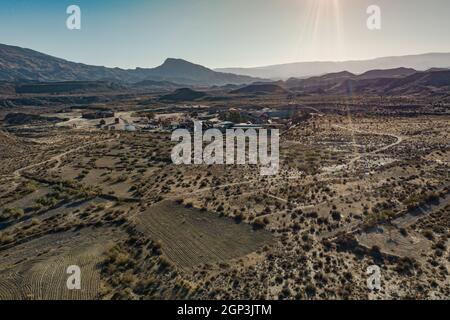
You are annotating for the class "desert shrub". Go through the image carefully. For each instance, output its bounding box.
[252,219,266,230]
[157,256,172,272]
[305,282,316,297]
[404,192,440,210]
[22,182,38,193]
[395,257,417,276]
[95,204,106,212]
[331,211,341,221]
[121,270,136,285]
[234,212,243,223]
[422,229,434,241]
[0,232,13,245]
[3,207,24,219]
[118,174,128,183]
[30,203,43,212]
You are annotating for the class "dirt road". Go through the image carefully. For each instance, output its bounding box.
[12,138,115,179]
[333,124,405,166]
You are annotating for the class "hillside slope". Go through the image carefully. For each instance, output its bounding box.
[284,69,450,96]
[0,44,261,86]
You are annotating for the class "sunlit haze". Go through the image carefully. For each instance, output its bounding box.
[1,0,449,68]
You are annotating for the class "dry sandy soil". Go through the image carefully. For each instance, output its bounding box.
[0,97,448,300]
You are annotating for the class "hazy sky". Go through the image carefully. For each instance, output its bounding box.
[1,0,449,69]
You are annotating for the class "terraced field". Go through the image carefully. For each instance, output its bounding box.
[136,201,273,269]
[0,227,120,300]
[357,226,432,260]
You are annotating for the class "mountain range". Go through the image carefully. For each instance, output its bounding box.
[0,43,449,96]
[0,43,260,86]
[231,67,450,97]
[216,53,450,80]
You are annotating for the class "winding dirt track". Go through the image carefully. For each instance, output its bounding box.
[247,125,406,220]
[332,124,405,166]
[171,124,406,225]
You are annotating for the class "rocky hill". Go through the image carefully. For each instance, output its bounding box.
[0,43,262,86]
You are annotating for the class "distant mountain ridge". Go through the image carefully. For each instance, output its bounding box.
[0,43,261,86]
[159,88,207,102]
[216,53,450,79]
[283,68,450,96]
[231,83,288,95]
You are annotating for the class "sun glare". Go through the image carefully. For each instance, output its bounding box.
[294,0,344,62]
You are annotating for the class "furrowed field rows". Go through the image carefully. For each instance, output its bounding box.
[0,228,118,300]
[136,201,273,269]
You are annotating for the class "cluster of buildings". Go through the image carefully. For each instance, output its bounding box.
[154,106,310,133]
[77,105,313,133]
[81,110,137,132]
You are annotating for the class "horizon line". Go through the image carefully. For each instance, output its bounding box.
[1,42,450,72]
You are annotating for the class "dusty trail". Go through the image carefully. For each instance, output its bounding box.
[392,192,450,229]
[2,138,114,200]
[11,138,115,178]
[332,124,405,166]
[171,124,406,220]
[319,188,449,242]
[248,125,407,221]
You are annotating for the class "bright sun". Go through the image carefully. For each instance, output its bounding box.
[294,0,344,61]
